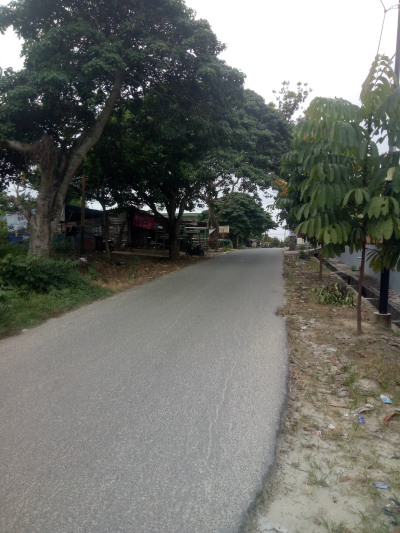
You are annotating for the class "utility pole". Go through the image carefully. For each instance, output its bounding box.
[378,1,400,324]
[80,173,86,255]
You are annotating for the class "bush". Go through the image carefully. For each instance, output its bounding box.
[0,254,82,293]
[52,237,72,255]
[0,219,9,245]
[0,277,17,313]
[0,242,28,259]
[318,283,355,308]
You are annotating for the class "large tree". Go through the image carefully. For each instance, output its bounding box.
[0,0,224,256]
[91,61,245,260]
[198,89,292,245]
[200,192,277,247]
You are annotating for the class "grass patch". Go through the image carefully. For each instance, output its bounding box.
[0,283,111,338]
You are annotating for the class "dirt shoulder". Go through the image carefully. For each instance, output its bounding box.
[245,253,400,533]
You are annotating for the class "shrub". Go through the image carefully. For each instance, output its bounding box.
[0,242,28,259]
[318,283,355,308]
[0,254,82,293]
[0,277,17,313]
[0,219,9,245]
[52,237,72,255]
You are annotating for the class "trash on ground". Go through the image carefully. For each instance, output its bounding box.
[384,412,400,426]
[381,395,393,404]
[373,483,390,489]
[316,430,323,436]
[79,257,87,262]
[330,357,342,370]
[301,326,307,330]
[258,516,292,533]
[355,405,374,414]
[358,416,366,424]
[327,347,338,352]
[392,456,400,459]
[329,402,348,408]
[328,424,336,429]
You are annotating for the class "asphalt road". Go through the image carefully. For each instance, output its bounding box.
[0,249,288,533]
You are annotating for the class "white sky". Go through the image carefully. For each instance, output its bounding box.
[1,0,399,238]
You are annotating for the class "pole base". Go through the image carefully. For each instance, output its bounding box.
[373,312,392,329]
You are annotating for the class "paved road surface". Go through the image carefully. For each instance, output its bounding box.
[0,249,288,533]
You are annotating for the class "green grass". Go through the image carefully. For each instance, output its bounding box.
[0,283,112,338]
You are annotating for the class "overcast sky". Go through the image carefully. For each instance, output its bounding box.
[0,0,399,237]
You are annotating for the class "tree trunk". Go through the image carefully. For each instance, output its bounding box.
[116,220,126,250]
[232,235,238,248]
[4,70,124,258]
[26,169,64,257]
[168,228,180,260]
[101,207,111,260]
[357,241,366,335]
[208,199,219,249]
[318,242,324,281]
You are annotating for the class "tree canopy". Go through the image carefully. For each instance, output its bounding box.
[276,54,400,333]
[0,0,228,255]
[200,192,277,246]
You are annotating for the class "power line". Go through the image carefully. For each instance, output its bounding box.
[378,8,387,54]
[377,0,400,54]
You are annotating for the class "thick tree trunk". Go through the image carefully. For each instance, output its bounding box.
[232,235,238,248]
[357,241,366,335]
[169,237,181,261]
[26,169,65,257]
[208,199,219,249]
[165,197,182,261]
[4,70,123,258]
[168,228,180,260]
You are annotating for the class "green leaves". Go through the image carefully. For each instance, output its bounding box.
[378,86,400,121]
[306,97,361,125]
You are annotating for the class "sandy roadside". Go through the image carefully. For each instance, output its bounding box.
[244,252,400,533]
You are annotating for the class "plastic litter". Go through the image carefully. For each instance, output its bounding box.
[373,483,390,489]
[316,430,323,436]
[79,257,87,262]
[327,347,338,352]
[382,498,400,526]
[381,395,392,404]
[301,326,307,330]
[258,516,292,533]
[355,404,374,414]
[328,424,335,429]
[392,456,400,459]
[358,416,366,424]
